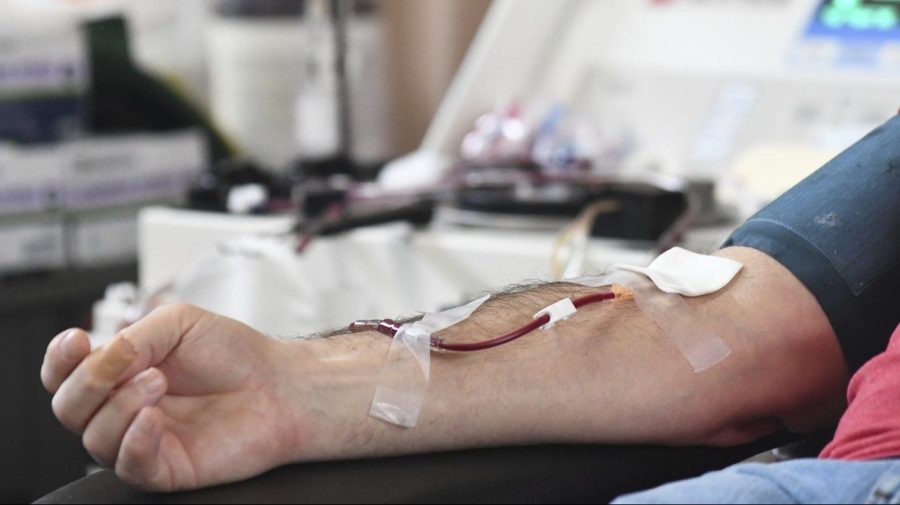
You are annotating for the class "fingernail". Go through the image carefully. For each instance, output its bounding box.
[61,331,83,361]
[137,370,166,396]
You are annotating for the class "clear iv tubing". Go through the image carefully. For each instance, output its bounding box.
[350,288,629,352]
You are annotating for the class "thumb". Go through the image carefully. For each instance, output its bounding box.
[116,304,204,383]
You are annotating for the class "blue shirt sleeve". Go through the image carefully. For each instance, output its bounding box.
[724,115,900,372]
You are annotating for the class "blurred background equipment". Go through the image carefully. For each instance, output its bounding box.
[209,0,311,171]
[0,0,489,501]
[134,0,900,382]
[6,0,900,502]
[425,0,900,209]
[0,15,87,144]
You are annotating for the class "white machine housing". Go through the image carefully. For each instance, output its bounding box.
[427,0,900,181]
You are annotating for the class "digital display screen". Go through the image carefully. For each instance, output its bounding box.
[810,0,900,38]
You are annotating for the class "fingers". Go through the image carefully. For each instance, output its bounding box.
[82,368,168,468]
[52,336,139,433]
[49,304,204,435]
[115,407,174,492]
[119,304,204,372]
[46,304,207,490]
[41,329,91,394]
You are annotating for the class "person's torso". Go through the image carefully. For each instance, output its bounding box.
[822,324,900,461]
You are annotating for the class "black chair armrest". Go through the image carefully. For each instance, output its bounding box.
[36,434,797,504]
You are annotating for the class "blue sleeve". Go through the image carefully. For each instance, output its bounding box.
[724,115,900,372]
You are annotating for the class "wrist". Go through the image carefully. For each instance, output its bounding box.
[273,333,391,462]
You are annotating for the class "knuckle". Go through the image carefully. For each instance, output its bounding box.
[156,302,204,335]
[138,473,171,493]
[82,431,112,467]
[51,395,81,433]
[118,472,167,493]
[115,464,142,489]
[40,366,55,393]
[44,335,61,359]
[82,376,107,395]
[50,394,65,421]
[156,302,193,319]
[107,388,139,417]
[44,346,64,371]
[151,303,203,332]
[117,428,145,464]
[115,452,160,492]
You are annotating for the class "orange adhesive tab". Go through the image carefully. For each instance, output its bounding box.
[88,336,138,383]
[611,284,634,301]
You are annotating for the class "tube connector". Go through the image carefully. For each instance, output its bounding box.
[534,298,578,330]
[611,284,634,301]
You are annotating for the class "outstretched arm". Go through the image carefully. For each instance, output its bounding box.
[41,246,848,492]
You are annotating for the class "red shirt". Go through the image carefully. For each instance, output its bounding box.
[822,324,900,460]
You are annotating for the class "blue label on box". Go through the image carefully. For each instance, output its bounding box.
[0,95,83,144]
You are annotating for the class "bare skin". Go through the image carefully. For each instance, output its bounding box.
[41,246,849,492]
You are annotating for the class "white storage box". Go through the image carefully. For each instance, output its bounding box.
[0,144,64,216]
[62,130,207,210]
[0,215,65,274]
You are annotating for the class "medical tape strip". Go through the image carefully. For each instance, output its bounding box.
[571,271,733,373]
[370,295,491,428]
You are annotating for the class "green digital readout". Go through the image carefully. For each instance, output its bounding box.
[820,0,900,31]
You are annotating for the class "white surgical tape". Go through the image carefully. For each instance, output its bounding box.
[571,249,743,373]
[618,272,733,373]
[370,295,491,428]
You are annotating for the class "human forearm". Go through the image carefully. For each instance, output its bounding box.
[277,246,850,463]
[41,247,850,492]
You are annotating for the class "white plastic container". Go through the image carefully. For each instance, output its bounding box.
[208,1,308,171]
